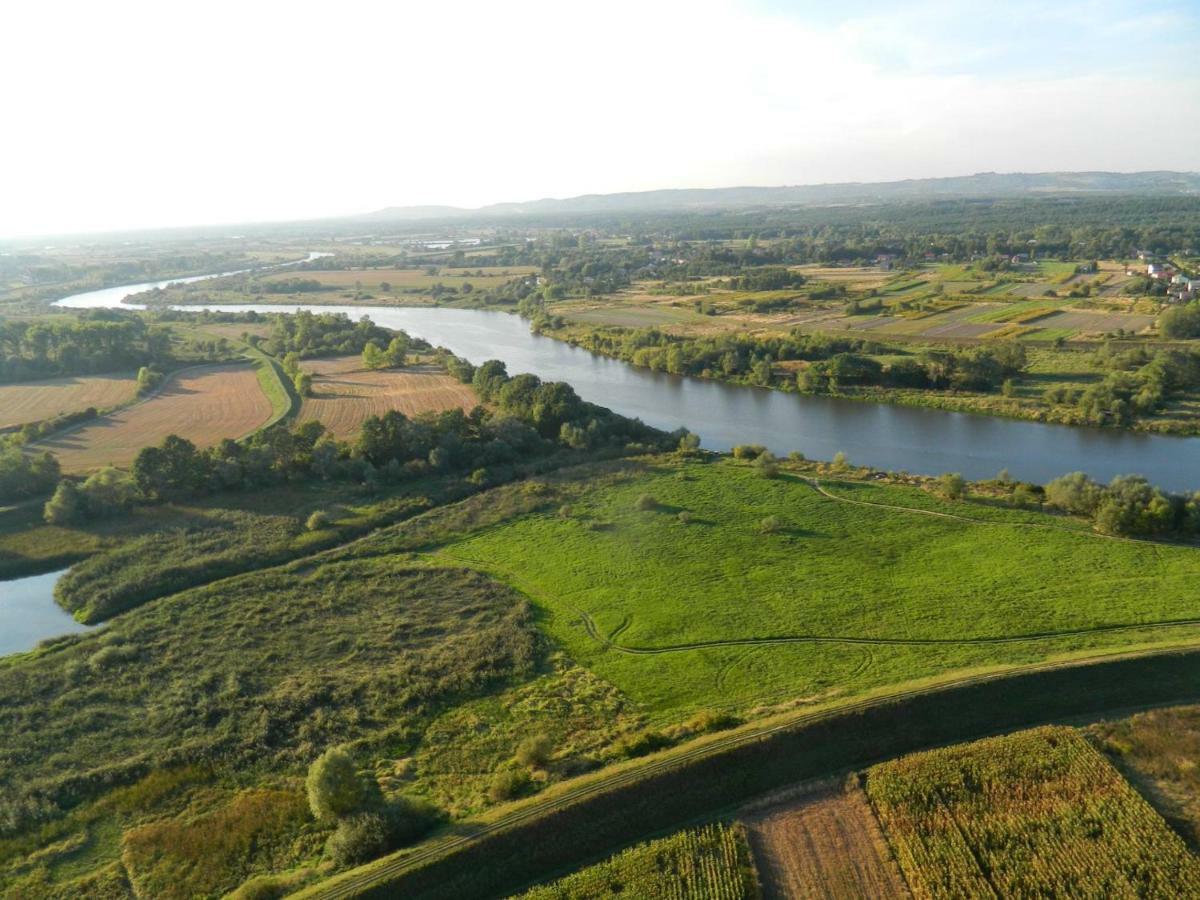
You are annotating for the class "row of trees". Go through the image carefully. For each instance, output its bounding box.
[0,314,172,382]
[1045,472,1200,537]
[564,325,1027,394]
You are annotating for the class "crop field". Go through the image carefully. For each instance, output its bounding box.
[866,726,1200,897]
[0,372,137,429]
[296,357,479,437]
[742,780,908,898]
[35,363,272,472]
[514,823,758,899]
[1032,309,1155,335]
[429,458,1200,715]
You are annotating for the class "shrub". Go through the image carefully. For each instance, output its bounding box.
[686,710,740,734]
[614,729,673,759]
[489,768,532,802]
[515,734,554,769]
[755,452,779,479]
[634,493,658,511]
[558,504,573,518]
[327,812,388,867]
[305,510,330,531]
[732,444,766,460]
[832,451,849,470]
[230,870,315,900]
[306,748,367,822]
[936,472,966,501]
[760,515,782,534]
[788,451,806,462]
[677,510,692,524]
[44,480,83,525]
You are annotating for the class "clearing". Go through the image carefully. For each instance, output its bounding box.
[34,362,272,472]
[866,725,1200,897]
[0,373,137,430]
[742,780,909,899]
[296,357,479,437]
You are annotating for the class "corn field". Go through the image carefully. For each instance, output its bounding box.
[866,725,1200,898]
[512,822,758,899]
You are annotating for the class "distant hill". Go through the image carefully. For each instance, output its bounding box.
[360,171,1200,222]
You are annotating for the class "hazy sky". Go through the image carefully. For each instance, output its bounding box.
[4,0,1198,237]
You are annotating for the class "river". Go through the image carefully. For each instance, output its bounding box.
[0,570,92,656]
[55,274,1200,491]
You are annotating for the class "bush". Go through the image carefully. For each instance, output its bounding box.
[732,444,766,460]
[677,510,692,524]
[686,710,740,734]
[489,768,531,802]
[634,494,658,511]
[515,734,554,769]
[613,730,673,759]
[832,451,849,470]
[936,472,966,501]
[229,870,315,900]
[760,515,782,534]
[305,510,330,531]
[755,452,779,479]
[327,812,388,867]
[44,480,83,525]
[788,451,806,462]
[306,748,367,822]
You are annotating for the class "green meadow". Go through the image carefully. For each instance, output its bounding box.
[429,459,1200,716]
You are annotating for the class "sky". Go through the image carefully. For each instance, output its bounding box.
[3,0,1198,237]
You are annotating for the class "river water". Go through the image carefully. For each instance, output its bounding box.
[55,275,1200,491]
[0,570,91,656]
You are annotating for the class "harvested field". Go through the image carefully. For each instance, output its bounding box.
[742,780,909,899]
[795,266,896,290]
[258,267,534,292]
[1033,309,1155,335]
[36,363,272,472]
[0,373,137,429]
[297,357,478,437]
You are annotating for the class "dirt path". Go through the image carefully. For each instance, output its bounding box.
[742,780,910,899]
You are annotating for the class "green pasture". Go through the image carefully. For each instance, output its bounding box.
[432,459,1200,716]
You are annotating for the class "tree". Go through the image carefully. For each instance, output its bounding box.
[80,467,135,517]
[361,341,385,370]
[294,371,313,397]
[384,336,408,368]
[306,747,367,822]
[44,480,83,525]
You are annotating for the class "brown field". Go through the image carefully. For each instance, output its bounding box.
[1033,309,1155,335]
[296,356,479,437]
[36,363,272,472]
[742,780,910,899]
[0,373,137,429]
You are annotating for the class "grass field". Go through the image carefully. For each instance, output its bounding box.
[428,458,1200,716]
[866,726,1200,897]
[0,373,138,430]
[0,562,537,897]
[33,362,272,472]
[513,823,758,899]
[296,357,479,437]
[742,780,908,898]
[257,266,536,293]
